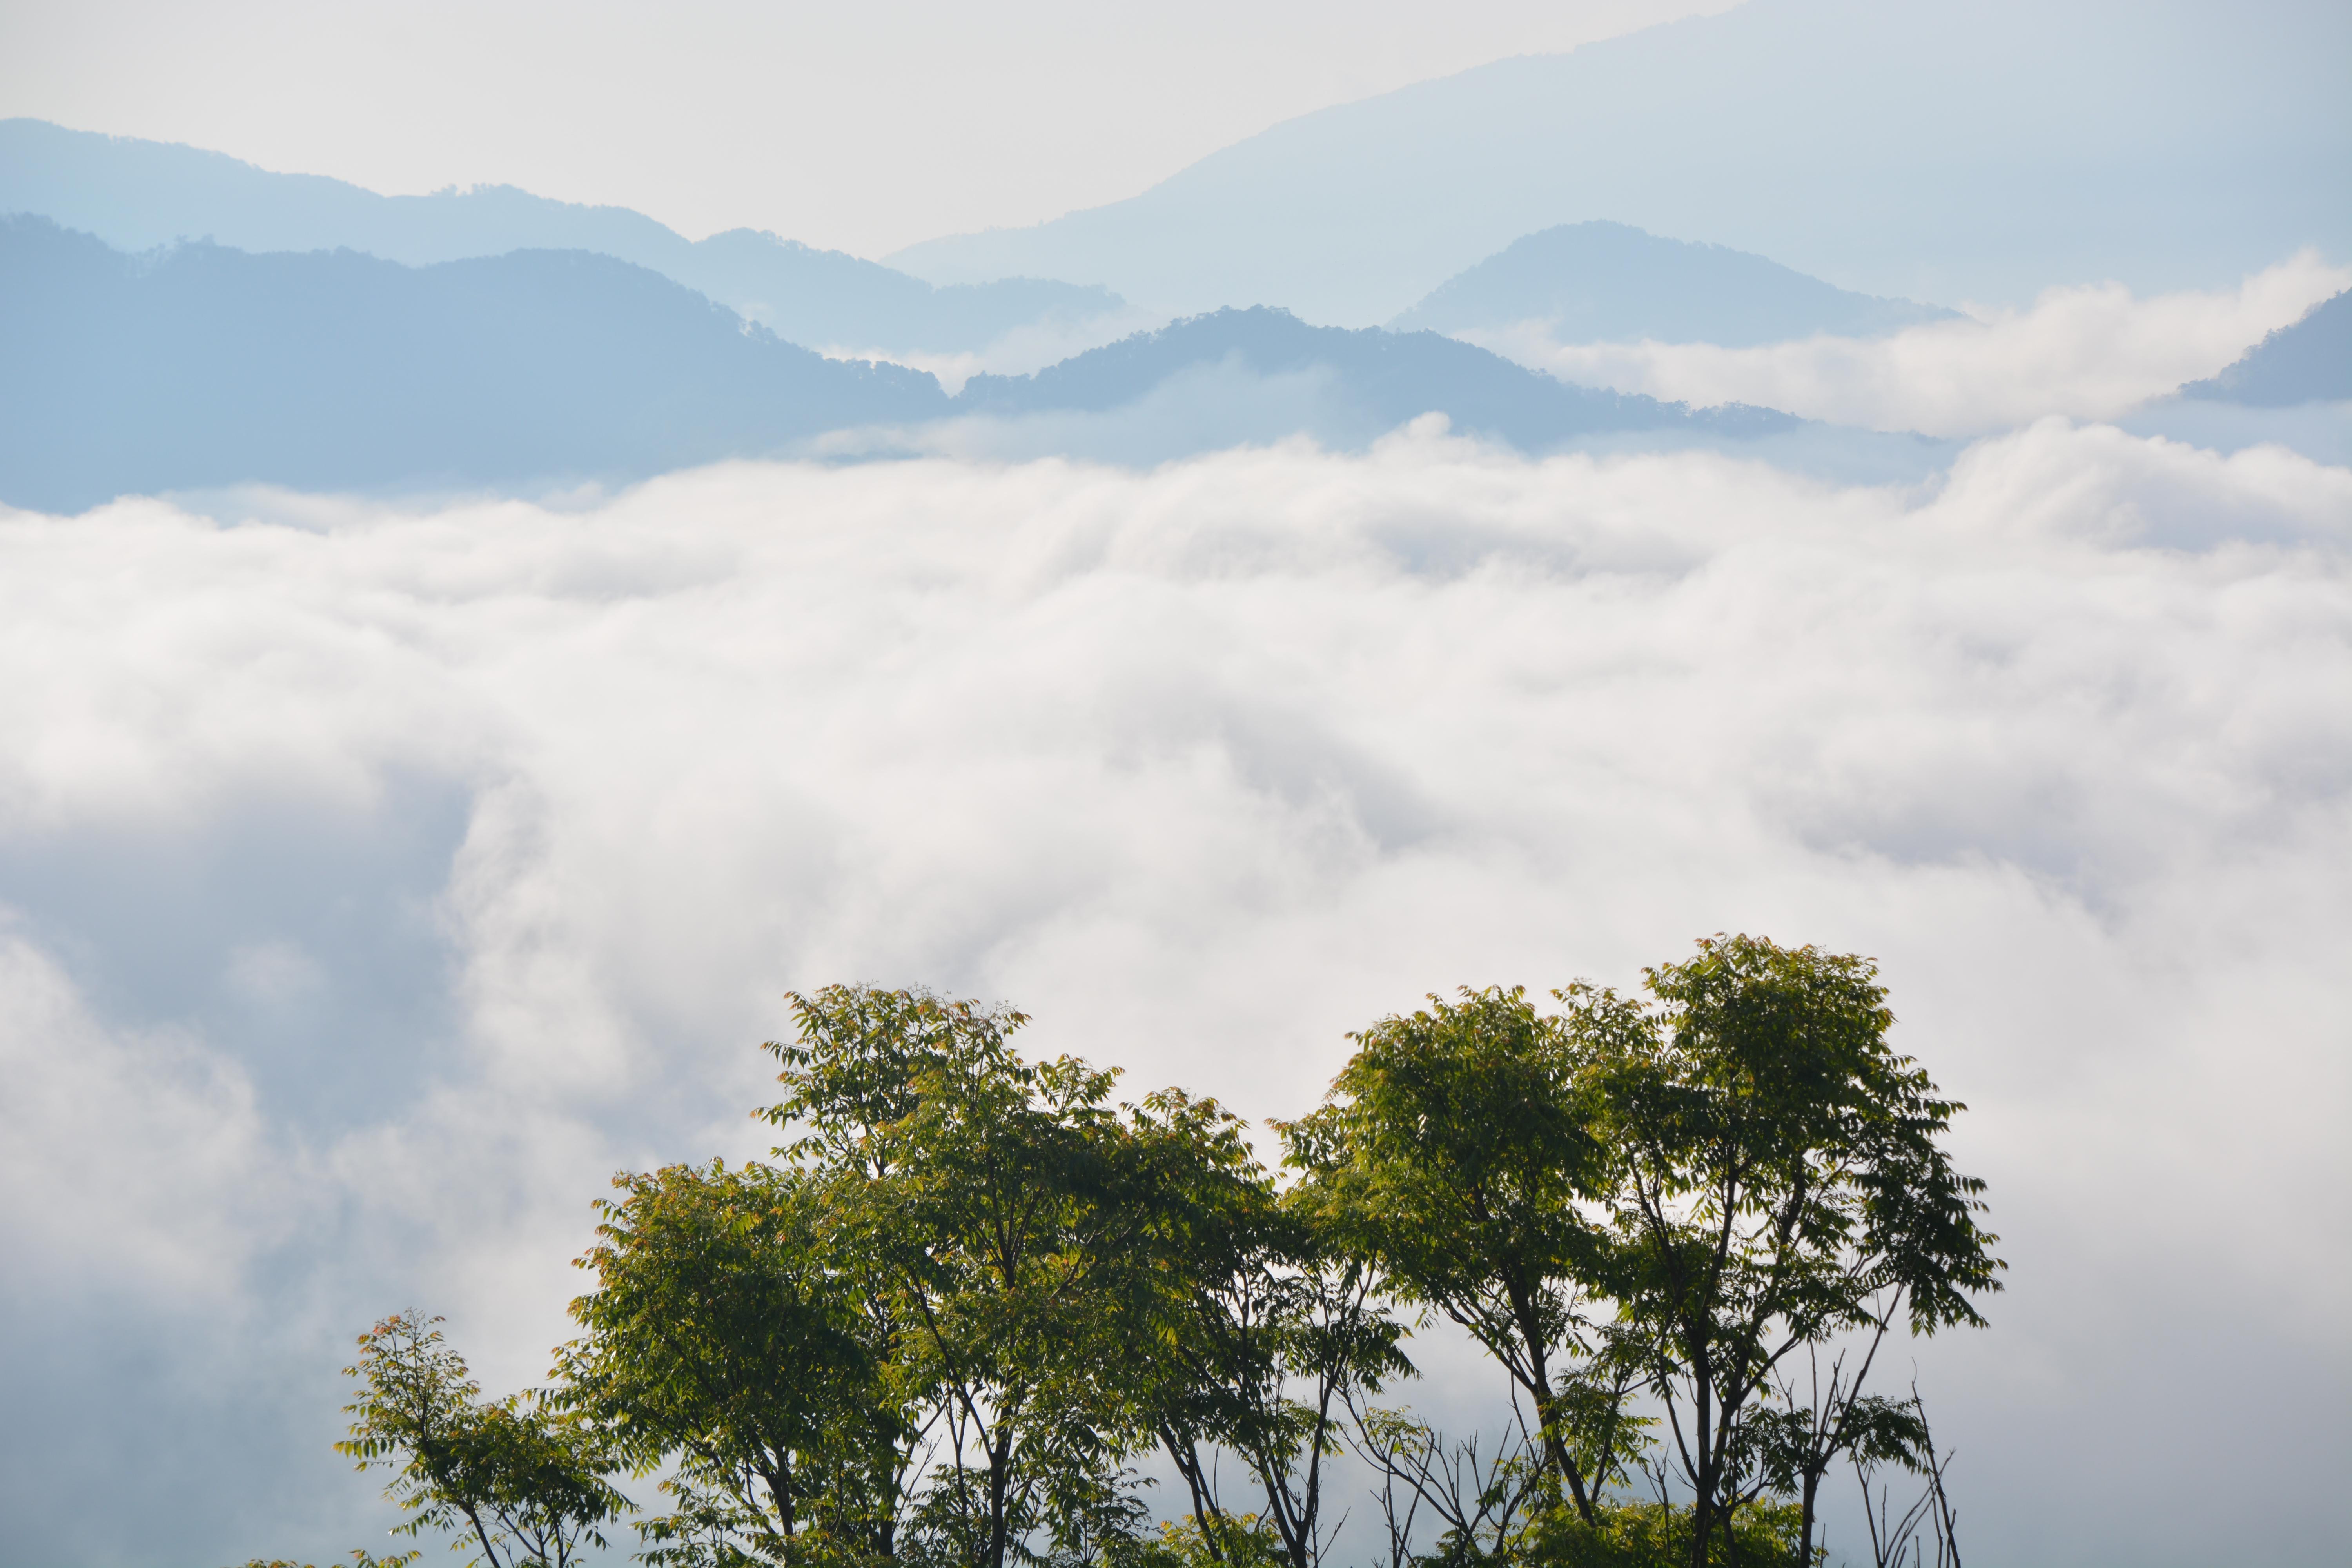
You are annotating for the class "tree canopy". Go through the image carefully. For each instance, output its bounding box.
[1564,936,2000,1567]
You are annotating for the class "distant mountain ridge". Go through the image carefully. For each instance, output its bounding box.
[0,221,1820,511]
[0,215,946,510]
[960,307,1797,446]
[887,0,2352,324]
[0,118,1123,354]
[1394,222,1955,345]
[2180,289,2352,407]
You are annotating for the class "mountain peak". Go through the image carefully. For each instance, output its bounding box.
[2180,289,2352,407]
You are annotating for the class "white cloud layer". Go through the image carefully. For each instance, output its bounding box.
[0,421,2347,1563]
[1468,253,2352,436]
[0,933,290,1300]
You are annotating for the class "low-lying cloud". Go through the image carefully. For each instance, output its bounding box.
[1,421,2346,1564]
[820,302,1171,395]
[1468,253,2352,436]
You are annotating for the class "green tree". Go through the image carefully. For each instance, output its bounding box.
[763,985,978,1185]
[1521,1495,1808,1567]
[1739,1314,1930,1566]
[337,1314,628,1568]
[1279,987,1635,1526]
[330,951,1994,1568]
[1563,935,2002,1568]
[1347,1403,1554,1566]
[1112,1085,1286,1565]
[1227,1244,1408,1568]
[1124,1088,1411,1568]
[765,984,1167,1568]
[559,1159,909,1566]
[1344,1401,1812,1568]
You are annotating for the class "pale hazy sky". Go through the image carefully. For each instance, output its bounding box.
[0,0,1732,257]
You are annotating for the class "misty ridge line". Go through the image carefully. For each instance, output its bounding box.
[8,198,2344,514]
[0,116,1130,358]
[9,102,2348,512]
[8,213,1916,514]
[11,0,2345,332]
[0,116,1968,363]
[14,149,2348,514]
[882,0,2352,322]
[1386,221,1957,345]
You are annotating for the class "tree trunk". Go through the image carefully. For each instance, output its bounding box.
[1506,1277,1597,1524]
[1166,1435,1229,1564]
[1687,1368,1715,1568]
[761,1457,796,1539]
[462,1503,506,1568]
[985,1428,1014,1568]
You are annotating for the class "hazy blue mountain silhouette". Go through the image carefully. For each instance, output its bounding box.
[888,0,2351,324]
[683,229,1126,351]
[954,307,1797,444]
[0,119,1121,353]
[2,222,1864,512]
[0,216,945,512]
[2180,289,2352,406]
[1392,222,1954,345]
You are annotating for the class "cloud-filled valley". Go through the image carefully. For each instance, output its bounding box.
[1471,253,2352,437]
[3,421,2347,1564]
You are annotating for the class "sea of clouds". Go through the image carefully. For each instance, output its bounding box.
[3,385,2348,1559]
[1471,252,2352,437]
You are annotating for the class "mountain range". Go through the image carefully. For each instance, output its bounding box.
[0,216,943,510]
[4,116,1973,358]
[888,0,2352,323]
[958,305,1794,444]
[0,118,1126,358]
[6,0,2341,519]
[0,218,1809,512]
[1390,222,1953,344]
